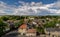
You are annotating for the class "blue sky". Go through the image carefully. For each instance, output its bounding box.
[0,0,60,15]
[0,0,57,5]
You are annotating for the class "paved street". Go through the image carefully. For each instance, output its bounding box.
[2,30,35,37]
[2,30,21,37]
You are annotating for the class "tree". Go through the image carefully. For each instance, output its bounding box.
[44,20,56,28]
[1,16,9,21]
[14,19,24,28]
[0,18,8,36]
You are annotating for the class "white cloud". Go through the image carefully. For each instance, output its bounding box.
[53,1,60,9]
[13,1,54,15]
[0,1,60,15]
[0,1,16,15]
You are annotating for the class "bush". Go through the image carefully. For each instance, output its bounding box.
[44,21,56,28]
[0,18,8,36]
[1,16,9,21]
[14,19,24,28]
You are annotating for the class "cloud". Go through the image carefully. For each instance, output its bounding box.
[0,1,60,16]
[13,1,55,15]
[53,1,60,9]
[0,1,16,15]
[13,1,49,15]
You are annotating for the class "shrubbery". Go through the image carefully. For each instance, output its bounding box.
[0,18,8,36]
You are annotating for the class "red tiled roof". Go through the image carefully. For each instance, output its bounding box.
[27,29,36,33]
[19,24,27,29]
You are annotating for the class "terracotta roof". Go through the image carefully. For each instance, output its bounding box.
[19,24,27,29]
[27,29,36,33]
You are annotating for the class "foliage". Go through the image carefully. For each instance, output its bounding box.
[1,15,60,35]
[44,20,56,28]
[1,16,9,21]
[14,19,24,28]
[9,16,21,20]
[36,27,45,34]
[0,18,8,36]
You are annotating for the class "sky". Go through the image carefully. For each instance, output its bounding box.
[0,0,60,16]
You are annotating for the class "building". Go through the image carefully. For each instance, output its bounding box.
[18,24,27,35]
[26,29,36,36]
[18,23,37,36]
[45,28,60,37]
[24,18,28,24]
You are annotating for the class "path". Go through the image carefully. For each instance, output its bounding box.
[2,30,21,37]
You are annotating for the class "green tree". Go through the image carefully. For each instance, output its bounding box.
[14,19,24,28]
[44,21,56,28]
[0,18,8,36]
[1,16,9,21]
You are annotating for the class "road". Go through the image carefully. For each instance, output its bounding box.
[2,30,37,37]
[2,30,21,37]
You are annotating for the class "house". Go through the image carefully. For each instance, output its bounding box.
[24,18,28,24]
[18,22,37,36]
[45,28,60,37]
[26,29,36,36]
[55,23,60,28]
[7,20,15,30]
[32,22,37,25]
[18,24,27,35]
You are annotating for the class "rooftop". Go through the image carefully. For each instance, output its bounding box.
[27,29,36,33]
[19,24,27,29]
